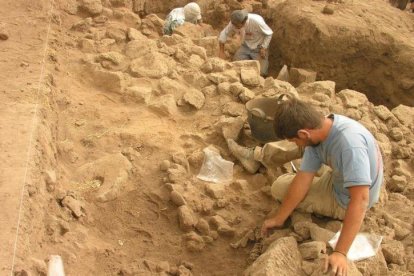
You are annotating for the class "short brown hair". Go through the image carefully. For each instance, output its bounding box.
[273,96,324,139]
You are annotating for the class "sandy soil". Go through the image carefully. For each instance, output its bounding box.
[0,0,413,275]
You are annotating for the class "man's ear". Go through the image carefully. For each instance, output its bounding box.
[297,130,309,139]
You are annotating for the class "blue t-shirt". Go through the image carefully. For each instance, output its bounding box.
[300,114,383,208]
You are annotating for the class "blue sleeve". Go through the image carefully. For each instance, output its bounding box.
[341,147,371,188]
[300,147,322,172]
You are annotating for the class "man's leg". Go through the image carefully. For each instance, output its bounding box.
[255,141,302,170]
[233,43,251,61]
[227,140,301,174]
[271,170,346,220]
[249,47,269,76]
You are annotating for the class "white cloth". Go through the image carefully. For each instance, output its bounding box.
[167,7,185,22]
[218,13,273,49]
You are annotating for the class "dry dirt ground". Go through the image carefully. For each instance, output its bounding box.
[0,0,413,275]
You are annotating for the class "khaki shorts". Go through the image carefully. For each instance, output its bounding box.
[271,170,346,220]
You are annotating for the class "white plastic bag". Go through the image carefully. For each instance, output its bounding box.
[197,147,234,183]
[328,232,383,262]
[276,64,289,82]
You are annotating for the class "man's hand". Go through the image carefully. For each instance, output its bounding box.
[260,216,284,237]
[259,47,267,59]
[324,252,348,276]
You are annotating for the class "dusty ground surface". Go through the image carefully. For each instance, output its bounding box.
[0,0,413,275]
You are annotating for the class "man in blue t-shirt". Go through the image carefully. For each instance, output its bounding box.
[226,96,384,275]
[255,96,383,276]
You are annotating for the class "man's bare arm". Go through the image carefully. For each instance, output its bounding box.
[334,185,369,254]
[261,171,315,235]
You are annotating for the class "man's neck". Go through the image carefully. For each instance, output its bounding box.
[314,117,333,143]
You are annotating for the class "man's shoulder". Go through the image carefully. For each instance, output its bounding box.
[248,13,265,22]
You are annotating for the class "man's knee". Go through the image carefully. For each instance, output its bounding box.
[270,173,295,201]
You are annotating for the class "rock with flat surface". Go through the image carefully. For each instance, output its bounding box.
[79,0,102,15]
[182,89,205,110]
[289,68,317,87]
[244,237,302,276]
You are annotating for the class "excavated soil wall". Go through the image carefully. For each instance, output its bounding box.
[265,0,414,108]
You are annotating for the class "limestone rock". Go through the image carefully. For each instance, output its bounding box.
[374,105,393,121]
[217,116,244,140]
[229,82,245,96]
[96,38,116,53]
[183,231,205,252]
[182,70,211,89]
[178,206,196,232]
[222,102,245,117]
[382,240,405,265]
[187,54,205,68]
[62,196,84,218]
[125,84,152,104]
[130,52,174,79]
[241,67,260,87]
[293,221,312,240]
[125,39,157,59]
[106,26,126,42]
[44,170,57,192]
[217,82,231,95]
[196,218,210,235]
[244,237,302,275]
[262,78,299,99]
[182,89,205,110]
[170,190,186,206]
[298,241,326,260]
[392,104,414,128]
[389,174,407,193]
[209,215,228,229]
[79,38,95,53]
[389,127,403,142]
[127,28,145,41]
[148,94,177,116]
[309,223,335,245]
[356,249,388,276]
[297,80,335,98]
[140,14,164,38]
[337,89,368,108]
[232,60,260,74]
[289,68,317,87]
[83,64,126,93]
[79,0,102,15]
[193,36,219,57]
[159,77,186,96]
[217,224,236,237]
[160,160,171,171]
[114,8,141,27]
[239,88,256,103]
[322,4,334,15]
[205,183,225,199]
[201,57,229,73]
[95,51,127,70]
